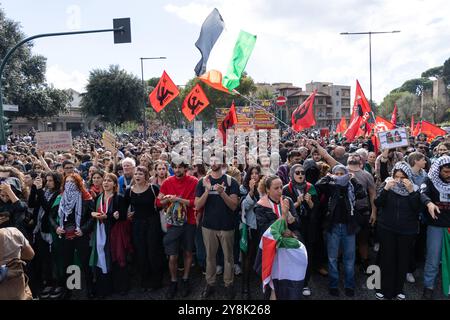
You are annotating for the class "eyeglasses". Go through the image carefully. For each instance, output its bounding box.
[295,171,305,176]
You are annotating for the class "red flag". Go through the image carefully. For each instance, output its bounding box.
[336,117,348,133]
[413,121,421,137]
[350,80,372,124]
[420,120,446,141]
[149,71,180,112]
[219,101,238,144]
[374,116,395,132]
[355,125,366,138]
[345,80,373,142]
[411,115,415,135]
[182,84,210,122]
[391,103,398,126]
[344,115,362,142]
[291,90,317,132]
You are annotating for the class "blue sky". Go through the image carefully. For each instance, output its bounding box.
[1,0,449,104]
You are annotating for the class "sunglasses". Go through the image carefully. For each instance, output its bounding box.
[295,171,305,176]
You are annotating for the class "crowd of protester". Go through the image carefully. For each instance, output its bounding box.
[1,125,450,301]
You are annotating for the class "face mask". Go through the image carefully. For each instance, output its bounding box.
[333,174,350,186]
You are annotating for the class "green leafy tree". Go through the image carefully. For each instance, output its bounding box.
[422,98,450,124]
[378,91,410,119]
[391,78,433,96]
[0,7,71,118]
[256,87,274,100]
[395,93,420,125]
[443,57,450,85]
[421,66,444,78]
[81,65,143,124]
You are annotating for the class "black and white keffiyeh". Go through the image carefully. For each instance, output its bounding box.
[391,161,418,196]
[428,156,450,194]
[392,161,414,180]
[58,181,83,231]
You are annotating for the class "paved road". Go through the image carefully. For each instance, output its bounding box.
[71,257,448,300]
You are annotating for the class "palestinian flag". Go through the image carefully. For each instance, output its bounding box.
[443,228,450,296]
[254,218,308,300]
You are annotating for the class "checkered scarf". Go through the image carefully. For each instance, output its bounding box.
[58,181,83,231]
[428,156,450,194]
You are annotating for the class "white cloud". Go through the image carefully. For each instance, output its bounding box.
[46,65,87,93]
[165,0,450,103]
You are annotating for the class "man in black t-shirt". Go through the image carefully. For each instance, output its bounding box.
[195,156,239,299]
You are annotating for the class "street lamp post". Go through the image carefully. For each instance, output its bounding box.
[140,57,166,141]
[0,18,131,146]
[340,30,400,104]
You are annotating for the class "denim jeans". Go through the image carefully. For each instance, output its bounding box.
[423,225,445,289]
[194,226,206,269]
[327,224,356,289]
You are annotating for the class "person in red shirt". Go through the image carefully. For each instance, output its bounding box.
[156,162,198,299]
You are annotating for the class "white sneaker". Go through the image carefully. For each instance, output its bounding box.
[396,293,406,300]
[373,243,380,252]
[375,292,385,300]
[234,264,242,276]
[302,287,311,296]
[406,273,416,283]
[216,265,223,275]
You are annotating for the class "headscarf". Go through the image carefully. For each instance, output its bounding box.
[332,165,355,214]
[290,164,307,192]
[428,156,450,194]
[390,161,417,196]
[58,181,83,231]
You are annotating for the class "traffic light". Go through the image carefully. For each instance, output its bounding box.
[113,18,131,44]
[3,116,12,137]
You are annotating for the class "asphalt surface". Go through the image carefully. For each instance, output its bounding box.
[69,249,448,301]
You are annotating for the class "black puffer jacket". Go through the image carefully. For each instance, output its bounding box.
[375,183,421,234]
[315,175,367,234]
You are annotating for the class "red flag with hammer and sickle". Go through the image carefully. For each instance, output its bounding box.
[149,71,179,112]
[182,84,210,122]
[291,90,317,132]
